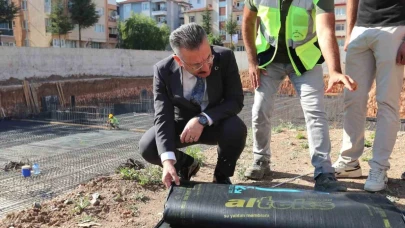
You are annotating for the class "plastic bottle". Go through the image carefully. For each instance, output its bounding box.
[32,163,40,175]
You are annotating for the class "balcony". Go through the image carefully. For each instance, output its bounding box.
[335,30,346,37]
[152,0,166,3]
[109,33,118,38]
[0,29,14,36]
[334,0,346,5]
[152,8,167,16]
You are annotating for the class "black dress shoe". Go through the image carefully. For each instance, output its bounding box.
[178,159,200,181]
[213,173,232,185]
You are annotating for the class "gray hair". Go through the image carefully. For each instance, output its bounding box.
[170,23,207,55]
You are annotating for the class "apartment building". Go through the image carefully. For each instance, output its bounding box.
[184,0,245,51]
[334,0,347,47]
[8,0,117,48]
[118,0,191,31]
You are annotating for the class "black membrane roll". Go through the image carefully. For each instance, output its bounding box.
[155,181,405,228]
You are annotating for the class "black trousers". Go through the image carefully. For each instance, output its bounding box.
[138,115,247,177]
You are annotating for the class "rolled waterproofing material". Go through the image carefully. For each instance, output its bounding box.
[156,182,405,228]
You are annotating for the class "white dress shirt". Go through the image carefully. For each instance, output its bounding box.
[160,68,213,163]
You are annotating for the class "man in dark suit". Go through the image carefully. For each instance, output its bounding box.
[139,23,247,188]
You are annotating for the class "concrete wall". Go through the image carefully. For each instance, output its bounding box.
[0,46,249,80]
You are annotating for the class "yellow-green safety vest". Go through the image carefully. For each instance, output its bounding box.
[254,0,325,76]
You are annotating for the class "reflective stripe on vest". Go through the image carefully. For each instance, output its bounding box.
[255,0,324,76]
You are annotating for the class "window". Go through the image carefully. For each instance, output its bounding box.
[22,20,28,30]
[189,16,195,23]
[91,42,101,49]
[95,24,105,33]
[236,46,245,51]
[142,2,149,10]
[45,18,51,32]
[236,15,242,21]
[335,8,346,16]
[12,21,15,28]
[157,17,166,23]
[65,40,77,48]
[109,27,118,34]
[0,22,10,29]
[22,0,27,10]
[97,7,104,16]
[335,24,345,31]
[44,0,51,13]
[53,38,60,47]
[24,38,30,47]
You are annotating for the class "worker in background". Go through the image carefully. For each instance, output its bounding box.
[108,114,119,130]
[242,0,357,192]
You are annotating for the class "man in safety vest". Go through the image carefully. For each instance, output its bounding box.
[108,114,119,130]
[242,0,357,192]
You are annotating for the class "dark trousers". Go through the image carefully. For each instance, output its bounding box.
[138,115,247,177]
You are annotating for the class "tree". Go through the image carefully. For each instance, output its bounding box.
[225,14,238,51]
[201,7,211,35]
[0,0,19,24]
[207,33,222,46]
[70,0,99,48]
[118,13,170,50]
[48,1,73,47]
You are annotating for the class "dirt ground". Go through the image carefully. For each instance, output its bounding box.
[1,127,405,228]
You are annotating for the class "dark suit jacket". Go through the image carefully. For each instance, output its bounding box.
[153,46,244,155]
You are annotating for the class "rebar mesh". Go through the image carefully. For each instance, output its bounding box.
[1,94,404,218]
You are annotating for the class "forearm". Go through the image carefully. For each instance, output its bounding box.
[242,8,258,65]
[346,0,359,37]
[317,14,342,74]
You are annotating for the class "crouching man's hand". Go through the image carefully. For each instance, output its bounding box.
[162,160,180,188]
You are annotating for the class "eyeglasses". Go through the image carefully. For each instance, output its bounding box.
[177,54,215,71]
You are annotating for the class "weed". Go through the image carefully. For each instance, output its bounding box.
[119,166,162,186]
[369,132,376,140]
[185,146,205,166]
[73,197,90,214]
[296,132,306,140]
[295,125,306,131]
[364,139,372,148]
[133,192,149,203]
[129,205,140,217]
[301,142,309,150]
[361,149,372,162]
[79,214,95,223]
[272,126,284,134]
[280,121,295,130]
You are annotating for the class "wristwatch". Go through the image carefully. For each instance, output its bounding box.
[197,114,208,127]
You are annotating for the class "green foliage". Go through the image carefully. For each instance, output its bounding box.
[118,13,170,50]
[69,0,99,47]
[225,14,238,50]
[47,1,73,45]
[364,139,372,148]
[73,197,90,214]
[185,146,205,166]
[207,33,222,46]
[272,126,284,134]
[201,7,211,34]
[0,0,19,24]
[119,166,162,186]
[300,142,309,149]
[296,132,306,140]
